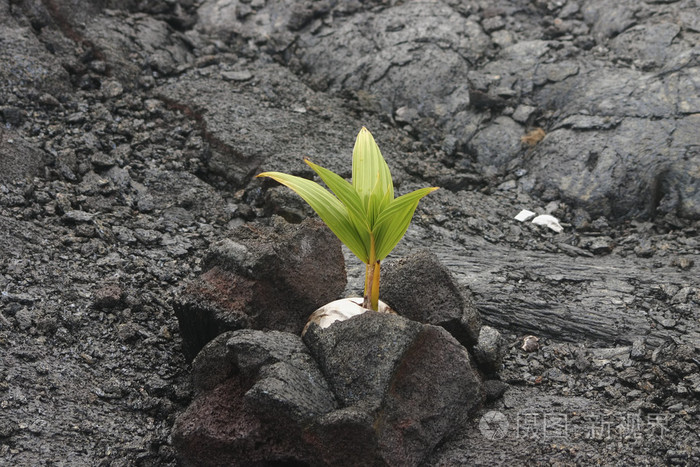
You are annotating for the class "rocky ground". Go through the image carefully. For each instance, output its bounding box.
[0,0,698,465]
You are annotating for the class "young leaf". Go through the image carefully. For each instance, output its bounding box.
[304,159,368,231]
[372,186,439,260]
[256,171,369,262]
[258,126,438,312]
[352,127,394,205]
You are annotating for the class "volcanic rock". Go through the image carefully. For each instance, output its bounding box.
[173,312,484,466]
[173,218,346,360]
[380,249,482,348]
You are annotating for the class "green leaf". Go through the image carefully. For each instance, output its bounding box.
[258,127,437,268]
[304,159,369,231]
[257,171,370,262]
[372,186,439,260]
[352,127,394,207]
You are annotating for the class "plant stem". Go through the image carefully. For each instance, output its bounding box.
[363,261,381,311]
[370,261,380,310]
[364,262,371,306]
[363,235,380,311]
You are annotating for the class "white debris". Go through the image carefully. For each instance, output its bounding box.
[521,335,540,352]
[514,209,536,222]
[531,214,564,233]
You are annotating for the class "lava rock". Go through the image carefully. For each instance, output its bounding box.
[0,12,71,97]
[173,218,347,360]
[93,284,123,310]
[174,312,484,466]
[483,379,509,402]
[306,313,485,466]
[14,307,34,330]
[0,128,47,184]
[172,376,317,466]
[470,116,524,170]
[472,325,506,375]
[380,249,482,348]
[62,210,95,224]
[173,328,333,466]
[303,312,424,409]
[630,338,647,360]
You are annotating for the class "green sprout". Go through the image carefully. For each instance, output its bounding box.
[257,127,438,311]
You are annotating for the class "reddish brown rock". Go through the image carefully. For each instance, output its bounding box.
[172,329,335,466]
[174,217,347,360]
[93,283,123,310]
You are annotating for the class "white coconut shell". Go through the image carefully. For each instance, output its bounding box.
[302,297,396,336]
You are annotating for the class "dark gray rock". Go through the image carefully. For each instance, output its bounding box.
[174,328,335,466]
[220,70,253,82]
[174,218,347,360]
[14,307,34,330]
[185,1,698,221]
[582,0,638,40]
[656,118,700,219]
[582,236,615,255]
[0,129,47,184]
[630,338,647,360]
[227,329,322,383]
[305,313,484,466]
[104,166,131,190]
[197,0,303,46]
[0,10,71,97]
[374,323,483,466]
[610,22,682,69]
[189,332,238,394]
[380,249,482,348]
[246,359,337,423]
[83,12,193,84]
[138,169,230,224]
[473,325,506,375]
[483,379,509,402]
[154,57,381,189]
[62,210,96,223]
[303,312,423,409]
[470,116,524,170]
[1,106,27,127]
[293,1,489,143]
[523,116,676,218]
[175,312,484,466]
[228,0,698,222]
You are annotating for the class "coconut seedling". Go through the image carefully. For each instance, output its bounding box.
[257,127,438,311]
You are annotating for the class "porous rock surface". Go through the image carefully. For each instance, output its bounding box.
[172,313,484,466]
[304,313,484,467]
[172,329,333,466]
[381,249,482,348]
[173,217,346,360]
